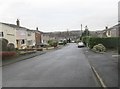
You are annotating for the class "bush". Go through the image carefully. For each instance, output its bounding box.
[0,38,16,58]
[93,44,106,52]
[0,38,9,51]
[48,40,58,47]
[58,40,67,45]
[7,43,15,51]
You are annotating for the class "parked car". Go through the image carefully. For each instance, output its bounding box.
[71,40,75,43]
[40,43,49,47]
[77,42,85,48]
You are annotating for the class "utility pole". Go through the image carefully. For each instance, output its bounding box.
[81,24,83,36]
[118,1,120,37]
[81,24,82,32]
[118,1,120,54]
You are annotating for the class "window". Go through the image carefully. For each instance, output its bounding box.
[0,32,4,37]
[28,33,31,36]
[21,40,25,44]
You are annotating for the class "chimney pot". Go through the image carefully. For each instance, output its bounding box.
[106,26,108,29]
[36,27,38,31]
[16,19,20,26]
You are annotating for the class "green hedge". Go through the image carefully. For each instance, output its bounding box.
[48,40,58,47]
[82,36,91,46]
[88,37,120,49]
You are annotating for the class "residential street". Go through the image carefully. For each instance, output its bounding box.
[2,43,100,87]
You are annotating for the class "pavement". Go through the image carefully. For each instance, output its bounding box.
[2,43,100,87]
[82,47,118,87]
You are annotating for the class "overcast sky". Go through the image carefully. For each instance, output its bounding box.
[0,0,119,32]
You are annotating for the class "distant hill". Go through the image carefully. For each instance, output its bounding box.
[43,30,82,40]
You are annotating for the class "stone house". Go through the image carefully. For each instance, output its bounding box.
[0,20,42,49]
[0,22,16,47]
[41,33,55,44]
[105,25,119,37]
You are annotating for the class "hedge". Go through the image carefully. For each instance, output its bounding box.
[0,52,16,57]
[82,36,91,46]
[48,40,58,47]
[82,36,120,49]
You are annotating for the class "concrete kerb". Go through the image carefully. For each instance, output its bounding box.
[83,47,107,88]
[91,66,107,88]
[88,59,107,88]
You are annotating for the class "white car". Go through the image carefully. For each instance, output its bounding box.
[77,42,85,48]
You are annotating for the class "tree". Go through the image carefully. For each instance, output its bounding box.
[81,26,90,37]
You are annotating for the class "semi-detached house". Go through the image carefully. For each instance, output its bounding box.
[0,20,42,49]
[0,22,16,47]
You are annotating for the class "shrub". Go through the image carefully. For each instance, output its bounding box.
[63,40,67,45]
[52,41,58,47]
[7,43,15,51]
[48,40,58,47]
[58,40,67,45]
[82,36,91,46]
[0,38,9,51]
[93,44,106,52]
[0,52,16,57]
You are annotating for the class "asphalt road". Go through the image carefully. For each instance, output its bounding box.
[3,43,100,87]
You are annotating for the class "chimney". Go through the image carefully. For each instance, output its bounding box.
[16,19,20,26]
[36,27,38,31]
[105,26,108,29]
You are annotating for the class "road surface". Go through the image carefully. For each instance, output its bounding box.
[3,43,100,87]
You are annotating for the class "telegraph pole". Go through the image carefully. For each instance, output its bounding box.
[81,24,83,36]
[118,1,120,54]
[118,1,120,37]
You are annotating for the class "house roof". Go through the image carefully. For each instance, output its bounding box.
[0,22,43,33]
[106,24,120,30]
[0,22,28,30]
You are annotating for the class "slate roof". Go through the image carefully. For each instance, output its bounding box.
[0,22,28,30]
[0,22,43,33]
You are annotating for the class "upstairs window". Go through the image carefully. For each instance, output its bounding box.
[28,33,31,36]
[21,40,25,44]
